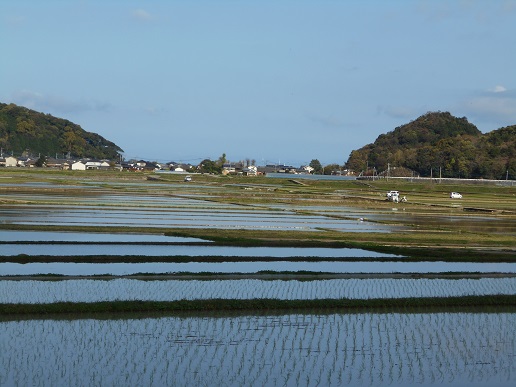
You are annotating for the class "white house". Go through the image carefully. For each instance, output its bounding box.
[301,165,314,174]
[5,156,18,167]
[71,161,87,170]
[242,165,258,176]
[84,160,102,169]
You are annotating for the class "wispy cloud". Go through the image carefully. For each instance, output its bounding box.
[143,106,167,115]
[11,90,111,115]
[377,105,422,119]
[4,14,26,26]
[458,86,516,128]
[307,114,347,129]
[132,9,153,22]
[489,85,507,93]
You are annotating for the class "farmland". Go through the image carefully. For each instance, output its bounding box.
[1,169,515,386]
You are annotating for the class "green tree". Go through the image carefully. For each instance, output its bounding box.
[323,163,342,175]
[217,153,227,166]
[198,159,222,174]
[309,159,323,174]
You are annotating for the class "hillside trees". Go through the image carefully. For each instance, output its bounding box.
[345,112,515,179]
[0,102,123,159]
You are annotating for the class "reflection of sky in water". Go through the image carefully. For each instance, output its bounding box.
[0,244,395,257]
[0,231,205,243]
[0,193,232,208]
[1,261,515,275]
[1,278,515,303]
[0,206,398,232]
[2,313,514,386]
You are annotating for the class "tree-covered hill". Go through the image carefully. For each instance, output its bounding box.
[0,103,123,159]
[345,112,515,179]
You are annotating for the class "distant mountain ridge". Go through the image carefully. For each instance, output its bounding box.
[0,102,123,159]
[345,112,515,180]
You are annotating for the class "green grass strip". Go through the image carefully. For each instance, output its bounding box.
[2,295,515,315]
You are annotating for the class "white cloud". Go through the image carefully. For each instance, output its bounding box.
[457,87,516,129]
[377,105,422,119]
[489,85,507,93]
[143,106,167,115]
[11,90,111,114]
[132,9,152,22]
[467,96,516,117]
[307,114,347,129]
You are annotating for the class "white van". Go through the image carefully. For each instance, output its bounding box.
[450,192,462,199]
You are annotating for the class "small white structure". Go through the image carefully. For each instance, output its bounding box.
[301,165,314,174]
[5,156,18,167]
[71,161,86,171]
[84,160,102,169]
[242,165,258,176]
[387,190,401,202]
[17,157,31,167]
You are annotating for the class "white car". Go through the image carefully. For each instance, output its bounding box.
[450,192,462,199]
[386,191,399,198]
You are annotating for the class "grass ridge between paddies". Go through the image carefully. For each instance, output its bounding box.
[2,295,516,316]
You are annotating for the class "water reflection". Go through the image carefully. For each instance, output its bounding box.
[1,278,514,304]
[0,244,396,257]
[0,230,205,243]
[1,313,514,386]
[1,261,515,276]
[0,204,396,231]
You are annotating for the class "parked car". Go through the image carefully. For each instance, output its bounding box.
[450,192,462,199]
[386,191,399,198]
[386,190,402,202]
[184,175,192,182]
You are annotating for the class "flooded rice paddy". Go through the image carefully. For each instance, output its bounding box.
[0,203,396,231]
[2,312,514,387]
[0,230,205,243]
[1,261,515,276]
[1,175,515,387]
[1,278,514,304]
[0,240,397,258]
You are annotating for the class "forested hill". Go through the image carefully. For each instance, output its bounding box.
[345,112,515,180]
[0,103,123,159]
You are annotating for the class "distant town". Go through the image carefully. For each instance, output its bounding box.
[0,154,353,176]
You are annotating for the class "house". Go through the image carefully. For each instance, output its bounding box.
[17,157,32,167]
[222,163,237,175]
[43,157,71,170]
[71,161,87,171]
[167,162,195,173]
[4,156,18,167]
[300,165,314,174]
[242,165,258,176]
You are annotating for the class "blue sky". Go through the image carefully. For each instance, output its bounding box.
[2,1,515,166]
